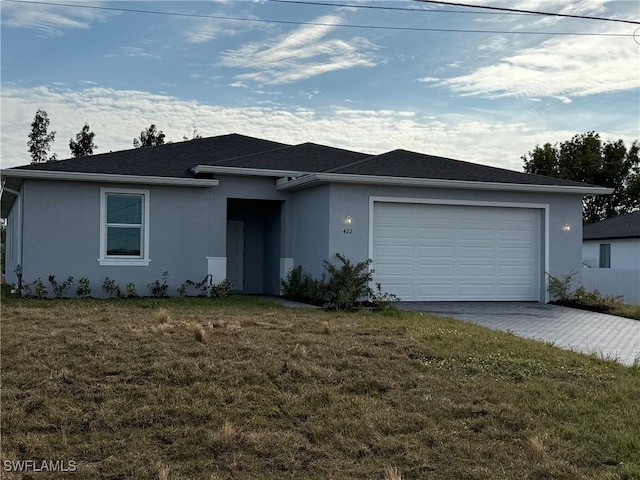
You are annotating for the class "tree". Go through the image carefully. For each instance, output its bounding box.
[69,123,97,158]
[182,125,202,141]
[523,132,640,224]
[27,109,57,163]
[133,124,165,148]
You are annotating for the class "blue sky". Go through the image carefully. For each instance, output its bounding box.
[1,0,639,171]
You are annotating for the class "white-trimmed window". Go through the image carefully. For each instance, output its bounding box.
[99,188,150,266]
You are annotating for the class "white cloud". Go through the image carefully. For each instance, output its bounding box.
[1,0,114,35]
[119,47,162,60]
[3,85,636,174]
[477,36,508,52]
[183,5,271,44]
[184,17,253,44]
[219,15,377,85]
[442,24,640,99]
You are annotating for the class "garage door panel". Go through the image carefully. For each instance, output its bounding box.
[376,245,414,257]
[417,284,455,298]
[376,264,414,276]
[373,202,541,301]
[497,265,534,276]
[417,246,455,258]
[458,228,495,240]
[459,265,495,276]
[498,284,536,297]
[417,228,455,240]
[497,230,534,241]
[377,226,414,239]
[417,264,455,276]
[384,284,415,297]
[458,284,497,297]
[459,246,495,258]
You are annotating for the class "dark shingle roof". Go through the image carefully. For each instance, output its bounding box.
[215,143,369,172]
[326,149,596,188]
[5,133,604,189]
[12,134,290,178]
[583,211,640,240]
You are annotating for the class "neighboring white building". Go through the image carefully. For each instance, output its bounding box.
[582,211,640,304]
[583,211,640,269]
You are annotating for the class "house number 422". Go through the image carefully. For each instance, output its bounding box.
[343,228,353,234]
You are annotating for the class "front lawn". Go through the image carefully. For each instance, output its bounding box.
[1,297,639,479]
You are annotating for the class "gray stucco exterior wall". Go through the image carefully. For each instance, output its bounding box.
[13,180,212,297]
[3,175,585,301]
[323,183,584,300]
[290,185,330,278]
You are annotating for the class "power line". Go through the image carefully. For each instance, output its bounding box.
[268,0,531,16]
[4,0,635,37]
[271,0,640,25]
[413,0,640,25]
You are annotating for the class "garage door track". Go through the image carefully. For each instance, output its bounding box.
[399,302,640,366]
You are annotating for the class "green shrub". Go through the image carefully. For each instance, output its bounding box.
[281,255,399,311]
[178,275,212,297]
[280,266,323,304]
[48,275,74,298]
[76,277,91,298]
[321,253,373,311]
[125,282,138,298]
[548,272,623,312]
[547,271,577,302]
[148,271,169,298]
[102,277,122,299]
[210,279,232,298]
[571,285,622,310]
[23,278,48,299]
[370,282,400,314]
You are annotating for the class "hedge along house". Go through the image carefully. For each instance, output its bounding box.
[1,133,611,301]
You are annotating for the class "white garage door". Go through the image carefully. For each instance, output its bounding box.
[373,202,541,301]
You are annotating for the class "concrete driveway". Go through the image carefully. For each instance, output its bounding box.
[399,302,640,366]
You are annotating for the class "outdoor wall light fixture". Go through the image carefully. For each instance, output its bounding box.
[345,216,352,225]
[562,223,571,232]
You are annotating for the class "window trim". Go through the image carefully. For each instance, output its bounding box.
[99,187,150,266]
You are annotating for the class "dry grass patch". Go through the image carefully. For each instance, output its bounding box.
[1,296,639,479]
[218,420,239,444]
[154,307,171,324]
[384,465,402,480]
[527,434,546,463]
[157,462,170,480]
[321,320,333,335]
[185,321,207,343]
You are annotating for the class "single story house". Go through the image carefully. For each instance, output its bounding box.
[1,133,611,301]
[583,211,640,269]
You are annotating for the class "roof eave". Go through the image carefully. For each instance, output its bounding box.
[583,235,640,241]
[1,169,219,187]
[192,165,305,178]
[275,173,614,194]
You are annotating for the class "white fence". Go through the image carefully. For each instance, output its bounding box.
[581,268,640,305]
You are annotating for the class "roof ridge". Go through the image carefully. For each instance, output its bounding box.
[200,143,294,166]
[322,152,380,173]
